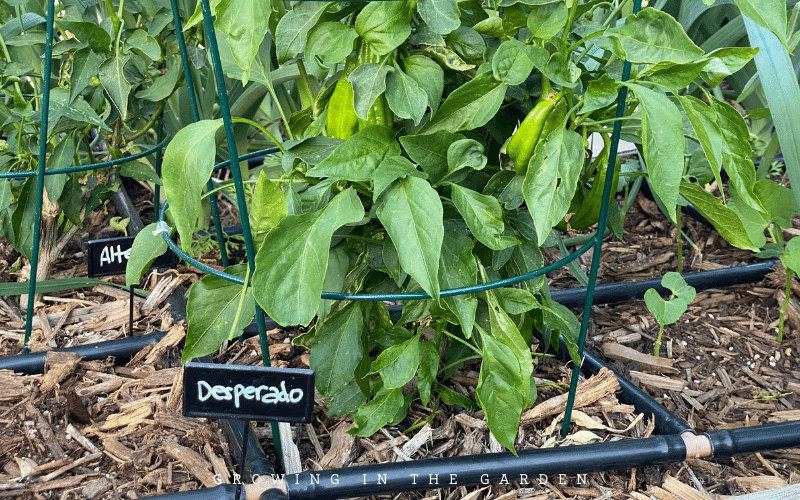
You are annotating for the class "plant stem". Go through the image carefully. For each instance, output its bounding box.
[654,323,664,357]
[232,117,285,152]
[676,205,683,274]
[124,100,165,142]
[561,0,581,43]
[438,355,482,376]
[779,265,792,343]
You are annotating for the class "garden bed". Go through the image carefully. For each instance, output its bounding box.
[2,189,800,499]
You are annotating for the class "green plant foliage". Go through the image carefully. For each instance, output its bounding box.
[644,272,696,356]
[155,0,776,450]
[183,264,256,362]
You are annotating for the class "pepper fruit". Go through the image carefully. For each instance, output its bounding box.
[507,93,560,175]
[356,41,395,130]
[326,55,359,139]
[569,139,621,230]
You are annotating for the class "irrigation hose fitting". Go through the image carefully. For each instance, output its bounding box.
[680,432,713,459]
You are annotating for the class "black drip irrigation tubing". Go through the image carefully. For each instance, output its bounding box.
[1,189,793,498]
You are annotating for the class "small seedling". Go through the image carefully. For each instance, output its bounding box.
[644,272,696,357]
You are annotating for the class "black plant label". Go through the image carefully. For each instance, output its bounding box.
[182,362,315,423]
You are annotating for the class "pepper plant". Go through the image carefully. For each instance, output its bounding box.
[0,0,182,289]
[142,0,779,449]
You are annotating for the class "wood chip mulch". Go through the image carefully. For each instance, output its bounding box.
[2,191,800,499]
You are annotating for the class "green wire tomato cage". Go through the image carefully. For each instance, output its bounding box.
[16,0,642,476]
[154,0,643,444]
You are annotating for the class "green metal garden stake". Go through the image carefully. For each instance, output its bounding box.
[22,0,55,353]
[561,0,642,439]
[197,0,284,472]
[168,0,229,268]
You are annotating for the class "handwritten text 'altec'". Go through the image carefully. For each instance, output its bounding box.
[197,380,303,408]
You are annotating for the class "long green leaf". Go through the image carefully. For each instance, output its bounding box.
[252,189,365,326]
[162,119,223,251]
[310,302,364,397]
[743,15,800,213]
[376,176,443,299]
[183,264,255,362]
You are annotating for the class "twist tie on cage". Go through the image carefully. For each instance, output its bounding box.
[153,221,172,236]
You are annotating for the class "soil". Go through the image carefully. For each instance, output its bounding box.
[1,180,800,499]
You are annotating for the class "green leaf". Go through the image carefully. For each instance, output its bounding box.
[376,177,443,300]
[348,63,392,120]
[275,1,332,64]
[69,48,103,103]
[605,8,704,64]
[45,137,74,200]
[735,0,787,47]
[450,184,518,251]
[385,68,428,126]
[310,302,365,397]
[439,231,478,337]
[11,178,36,260]
[162,119,224,251]
[403,55,444,117]
[0,182,11,214]
[253,189,365,326]
[417,340,440,404]
[418,0,460,35]
[445,26,486,63]
[486,286,533,407]
[329,378,368,417]
[249,171,287,250]
[540,294,581,364]
[754,179,797,229]
[626,83,684,223]
[373,155,425,201]
[476,330,524,453]
[352,387,405,436]
[677,95,723,190]
[215,0,270,83]
[371,333,420,389]
[580,74,619,116]
[183,264,255,362]
[307,126,399,182]
[781,237,800,275]
[119,161,162,186]
[400,130,461,183]
[484,171,524,210]
[708,97,752,159]
[136,58,182,102]
[47,88,110,133]
[419,72,507,134]
[727,189,768,249]
[355,1,412,55]
[445,139,487,177]
[662,271,696,303]
[55,20,110,53]
[521,127,585,244]
[493,287,538,315]
[438,385,479,410]
[743,15,800,215]
[644,272,695,328]
[125,29,161,60]
[318,245,349,321]
[306,22,358,65]
[492,38,534,85]
[679,181,759,251]
[699,47,759,88]
[99,54,133,120]
[126,223,170,287]
[526,2,569,40]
